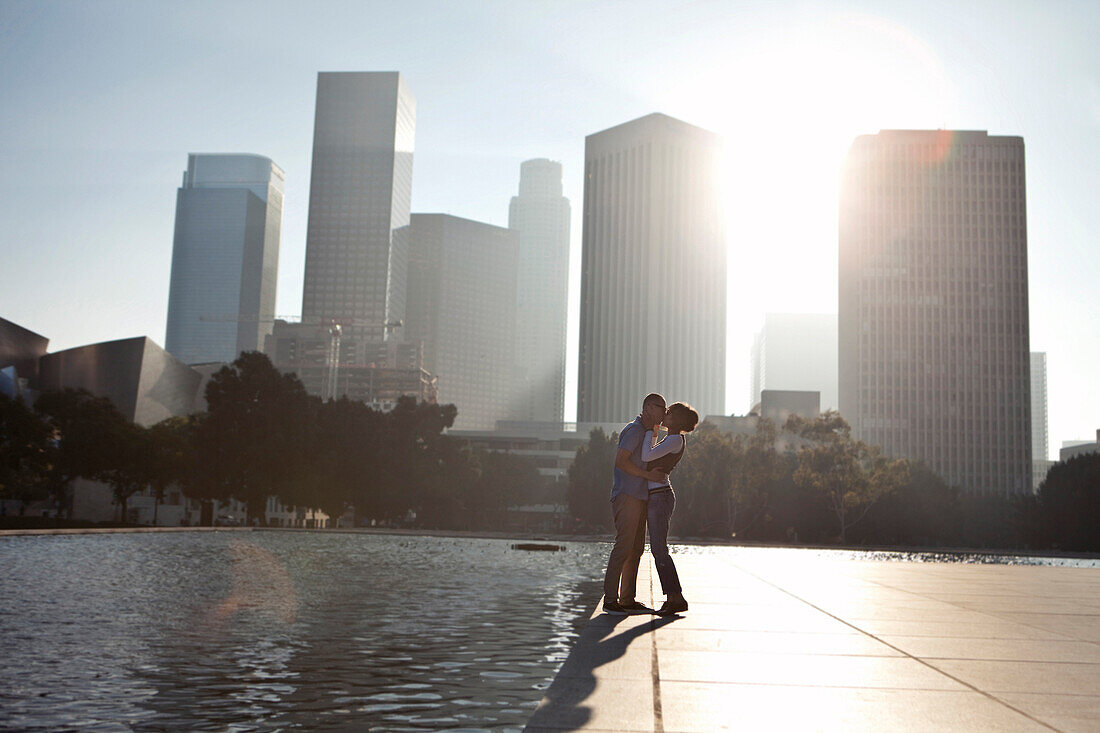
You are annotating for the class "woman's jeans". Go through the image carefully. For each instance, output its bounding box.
[647,490,682,596]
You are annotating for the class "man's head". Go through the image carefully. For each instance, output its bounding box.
[664,402,700,434]
[641,393,667,427]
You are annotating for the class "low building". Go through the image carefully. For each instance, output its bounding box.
[263,495,329,528]
[37,336,202,427]
[34,336,203,522]
[265,320,436,408]
[704,414,760,437]
[0,317,49,400]
[6,323,330,527]
[505,503,569,532]
[1059,431,1100,462]
[448,421,623,483]
[760,389,820,426]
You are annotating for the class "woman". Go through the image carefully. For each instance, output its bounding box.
[642,401,699,616]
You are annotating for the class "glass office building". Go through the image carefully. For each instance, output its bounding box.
[165,154,284,365]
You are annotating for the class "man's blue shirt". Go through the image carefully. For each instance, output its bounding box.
[611,416,649,501]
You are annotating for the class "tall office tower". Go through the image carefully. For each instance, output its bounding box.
[301,72,415,338]
[165,154,284,365]
[405,214,517,430]
[1030,352,1048,461]
[1030,352,1053,489]
[577,114,726,422]
[750,313,838,412]
[839,130,1031,495]
[508,159,571,423]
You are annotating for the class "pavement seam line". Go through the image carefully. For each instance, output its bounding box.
[728,562,1064,733]
[861,576,1098,646]
[650,564,664,733]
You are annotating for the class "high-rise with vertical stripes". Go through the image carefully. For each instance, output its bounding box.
[577,113,726,422]
[839,130,1031,495]
[301,72,415,340]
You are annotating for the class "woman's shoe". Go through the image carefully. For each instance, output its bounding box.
[656,595,688,616]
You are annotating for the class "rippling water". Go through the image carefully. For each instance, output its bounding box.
[0,532,606,731]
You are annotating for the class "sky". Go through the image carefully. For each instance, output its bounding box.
[1,0,1097,457]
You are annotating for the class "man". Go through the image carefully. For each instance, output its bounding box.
[602,392,669,615]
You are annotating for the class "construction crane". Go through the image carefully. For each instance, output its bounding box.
[198,314,402,401]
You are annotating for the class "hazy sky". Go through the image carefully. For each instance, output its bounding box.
[2,0,1097,456]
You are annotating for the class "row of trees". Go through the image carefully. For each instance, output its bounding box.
[0,352,551,529]
[5,350,1095,549]
[568,413,1100,552]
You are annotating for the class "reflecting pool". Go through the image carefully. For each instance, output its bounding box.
[0,531,605,731]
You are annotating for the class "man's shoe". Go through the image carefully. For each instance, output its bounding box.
[656,596,688,616]
[602,599,628,615]
[620,600,655,615]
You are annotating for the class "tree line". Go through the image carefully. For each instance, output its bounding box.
[0,352,549,528]
[4,351,1096,550]
[568,413,1100,552]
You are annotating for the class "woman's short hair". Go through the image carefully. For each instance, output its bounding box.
[665,402,699,433]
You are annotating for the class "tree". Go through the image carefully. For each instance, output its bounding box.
[100,420,154,523]
[567,429,617,530]
[196,352,316,521]
[0,393,53,509]
[146,416,194,525]
[362,395,459,526]
[729,419,791,537]
[34,389,128,519]
[671,425,739,537]
[302,397,388,524]
[469,449,542,530]
[855,460,959,546]
[1036,453,1100,552]
[787,411,908,544]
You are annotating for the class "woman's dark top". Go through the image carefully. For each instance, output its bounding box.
[642,431,686,493]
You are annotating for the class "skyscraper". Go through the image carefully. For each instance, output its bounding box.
[165,154,283,365]
[405,214,517,430]
[267,72,424,404]
[839,130,1031,495]
[750,313,838,412]
[1030,351,1053,489]
[1030,352,1048,461]
[577,114,726,422]
[508,159,570,423]
[301,71,415,338]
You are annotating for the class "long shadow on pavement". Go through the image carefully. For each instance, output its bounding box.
[525,612,680,731]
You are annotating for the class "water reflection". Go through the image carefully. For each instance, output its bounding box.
[209,540,298,626]
[0,532,604,731]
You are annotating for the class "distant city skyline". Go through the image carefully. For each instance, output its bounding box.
[1,1,1096,454]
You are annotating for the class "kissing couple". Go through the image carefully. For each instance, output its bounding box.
[602,392,698,616]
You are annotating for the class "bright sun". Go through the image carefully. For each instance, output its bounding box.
[675,12,956,411]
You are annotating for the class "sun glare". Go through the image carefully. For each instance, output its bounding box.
[675,13,957,411]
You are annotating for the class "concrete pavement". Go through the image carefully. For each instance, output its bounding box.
[526,548,1100,732]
